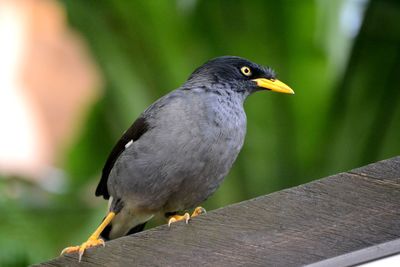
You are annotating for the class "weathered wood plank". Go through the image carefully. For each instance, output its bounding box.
[35,156,400,267]
[307,238,400,267]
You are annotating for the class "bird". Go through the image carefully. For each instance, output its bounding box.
[61,56,294,261]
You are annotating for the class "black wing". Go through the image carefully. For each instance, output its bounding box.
[95,116,149,199]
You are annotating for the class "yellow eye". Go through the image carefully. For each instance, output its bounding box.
[240,66,252,76]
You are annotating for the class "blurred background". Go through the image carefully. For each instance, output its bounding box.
[1,0,399,265]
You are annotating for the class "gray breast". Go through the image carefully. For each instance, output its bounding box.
[107,89,247,213]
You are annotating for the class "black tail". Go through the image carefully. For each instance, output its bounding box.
[126,223,147,235]
[100,222,147,241]
[100,223,112,241]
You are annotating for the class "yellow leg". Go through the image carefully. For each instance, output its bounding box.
[167,206,206,226]
[61,211,116,262]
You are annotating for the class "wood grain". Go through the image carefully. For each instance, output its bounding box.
[34,156,400,267]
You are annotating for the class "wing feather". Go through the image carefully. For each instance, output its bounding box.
[95,116,149,199]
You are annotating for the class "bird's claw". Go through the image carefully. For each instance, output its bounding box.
[191,206,206,217]
[167,206,206,227]
[168,212,190,226]
[61,237,105,262]
[61,246,80,255]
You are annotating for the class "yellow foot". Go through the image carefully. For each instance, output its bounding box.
[191,206,206,217]
[61,237,105,262]
[168,212,190,226]
[167,206,206,227]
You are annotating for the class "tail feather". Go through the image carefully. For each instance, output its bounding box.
[99,207,153,240]
[100,223,112,241]
[101,198,153,240]
[126,223,147,236]
[100,222,146,240]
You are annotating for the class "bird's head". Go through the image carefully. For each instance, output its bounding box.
[186,56,294,97]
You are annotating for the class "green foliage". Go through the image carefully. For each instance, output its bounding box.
[2,0,400,265]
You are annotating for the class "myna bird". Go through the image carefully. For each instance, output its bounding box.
[62,56,294,261]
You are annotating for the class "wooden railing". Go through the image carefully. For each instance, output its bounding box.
[35,156,400,267]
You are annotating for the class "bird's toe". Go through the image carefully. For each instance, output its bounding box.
[191,206,206,217]
[61,238,105,262]
[60,245,80,255]
[167,212,191,227]
[167,207,206,227]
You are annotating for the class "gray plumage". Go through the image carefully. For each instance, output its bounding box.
[95,56,292,239]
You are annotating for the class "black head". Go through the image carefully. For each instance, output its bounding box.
[186,56,293,96]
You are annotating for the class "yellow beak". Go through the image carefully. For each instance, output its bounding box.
[252,78,294,94]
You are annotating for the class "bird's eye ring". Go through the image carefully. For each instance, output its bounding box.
[240,66,252,77]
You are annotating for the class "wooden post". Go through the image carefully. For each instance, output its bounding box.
[35,156,400,266]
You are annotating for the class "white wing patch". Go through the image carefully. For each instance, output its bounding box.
[125,140,133,149]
